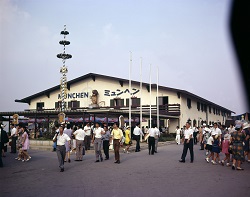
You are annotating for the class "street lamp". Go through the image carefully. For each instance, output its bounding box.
[57,25,72,123]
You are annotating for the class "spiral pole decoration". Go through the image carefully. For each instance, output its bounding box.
[57,25,72,114]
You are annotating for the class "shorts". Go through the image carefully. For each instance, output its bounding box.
[205,144,212,151]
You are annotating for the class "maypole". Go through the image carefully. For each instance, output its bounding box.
[57,25,72,123]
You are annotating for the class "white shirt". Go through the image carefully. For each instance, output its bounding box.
[53,133,70,146]
[202,127,211,135]
[148,128,156,137]
[207,136,214,145]
[133,126,144,136]
[11,128,17,136]
[84,126,91,136]
[211,128,222,136]
[184,128,193,139]
[93,127,104,139]
[73,129,85,140]
[154,127,160,137]
[176,129,181,135]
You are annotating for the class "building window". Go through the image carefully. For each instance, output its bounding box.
[197,102,200,111]
[110,99,124,107]
[209,106,211,113]
[55,101,66,109]
[36,102,44,110]
[213,107,215,114]
[201,103,204,112]
[126,98,141,107]
[68,101,80,109]
[204,104,207,112]
[157,96,169,105]
[187,98,191,109]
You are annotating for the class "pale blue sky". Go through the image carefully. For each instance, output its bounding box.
[0,0,248,114]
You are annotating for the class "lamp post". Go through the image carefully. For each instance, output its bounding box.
[57,25,72,123]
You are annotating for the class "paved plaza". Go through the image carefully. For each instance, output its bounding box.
[1,143,249,197]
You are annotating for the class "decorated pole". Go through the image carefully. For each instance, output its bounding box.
[57,25,72,123]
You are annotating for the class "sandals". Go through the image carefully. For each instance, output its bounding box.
[236,167,244,171]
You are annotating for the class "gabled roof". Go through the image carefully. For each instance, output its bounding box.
[15,72,234,113]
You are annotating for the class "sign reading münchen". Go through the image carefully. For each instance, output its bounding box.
[58,92,89,99]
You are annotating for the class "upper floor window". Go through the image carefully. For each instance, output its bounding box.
[187,98,191,109]
[36,102,44,110]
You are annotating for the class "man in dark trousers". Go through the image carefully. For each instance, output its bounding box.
[10,124,17,153]
[0,123,9,167]
[179,121,194,163]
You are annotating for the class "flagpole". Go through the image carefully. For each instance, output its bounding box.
[129,51,132,132]
[140,57,143,142]
[149,64,152,128]
[157,66,159,129]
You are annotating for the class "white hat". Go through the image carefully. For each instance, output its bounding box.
[202,123,206,127]
[224,134,230,140]
[204,127,210,132]
[243,122,250,130]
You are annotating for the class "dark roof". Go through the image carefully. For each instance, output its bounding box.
[15,72,234,113]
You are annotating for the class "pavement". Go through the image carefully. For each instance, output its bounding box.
[1,142,250,197]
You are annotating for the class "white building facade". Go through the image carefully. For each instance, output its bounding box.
[11,73,233,133]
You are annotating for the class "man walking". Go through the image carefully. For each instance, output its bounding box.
[133,123,144,152]
[179,121,194,163]
[10,124,17,153]
[92,122,105,162]
[175,126,181,145]
[53,125,71,172]
[110,122,123,164]
[73,124,85,161]
[154,126,160,153]
[84,122,91,150]
[102,126,111,160]
[148,126,156,155]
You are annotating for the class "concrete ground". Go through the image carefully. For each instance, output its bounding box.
[1,142,249,197]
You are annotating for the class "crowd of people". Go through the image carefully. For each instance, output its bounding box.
[0,122,31,167]
[2,119,249,172]
[177,120,250,171]
[52,122,161,172]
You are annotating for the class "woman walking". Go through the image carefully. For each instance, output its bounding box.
[231,121,246,170]
[123,126,131,153]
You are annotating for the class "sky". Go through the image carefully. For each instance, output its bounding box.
[0,0,249,115]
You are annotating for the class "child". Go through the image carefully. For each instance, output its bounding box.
[205,133,214,163]
[212,135,221,165]
[221,133,231,166]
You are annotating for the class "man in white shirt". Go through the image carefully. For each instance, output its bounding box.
[175,126,181,145]
[179,122,194,163]
[10,124,17,153]
[148,126,156,155]
[133,123,144,152]
[92,122,105,162]
[84,122,91,150]
[154,126,160,153]
[73,124,85,161]
[53,125,71,172]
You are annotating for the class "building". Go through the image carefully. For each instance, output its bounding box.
[0,73,234,132]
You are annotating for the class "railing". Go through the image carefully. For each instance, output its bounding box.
[23,104,181,116]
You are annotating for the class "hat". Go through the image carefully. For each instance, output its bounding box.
[204,127,210,132]
[235,124,242,130]
[202,123,206,127]
[243,122,250,130]
[224,134,230,140]
[126,126,130,129]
